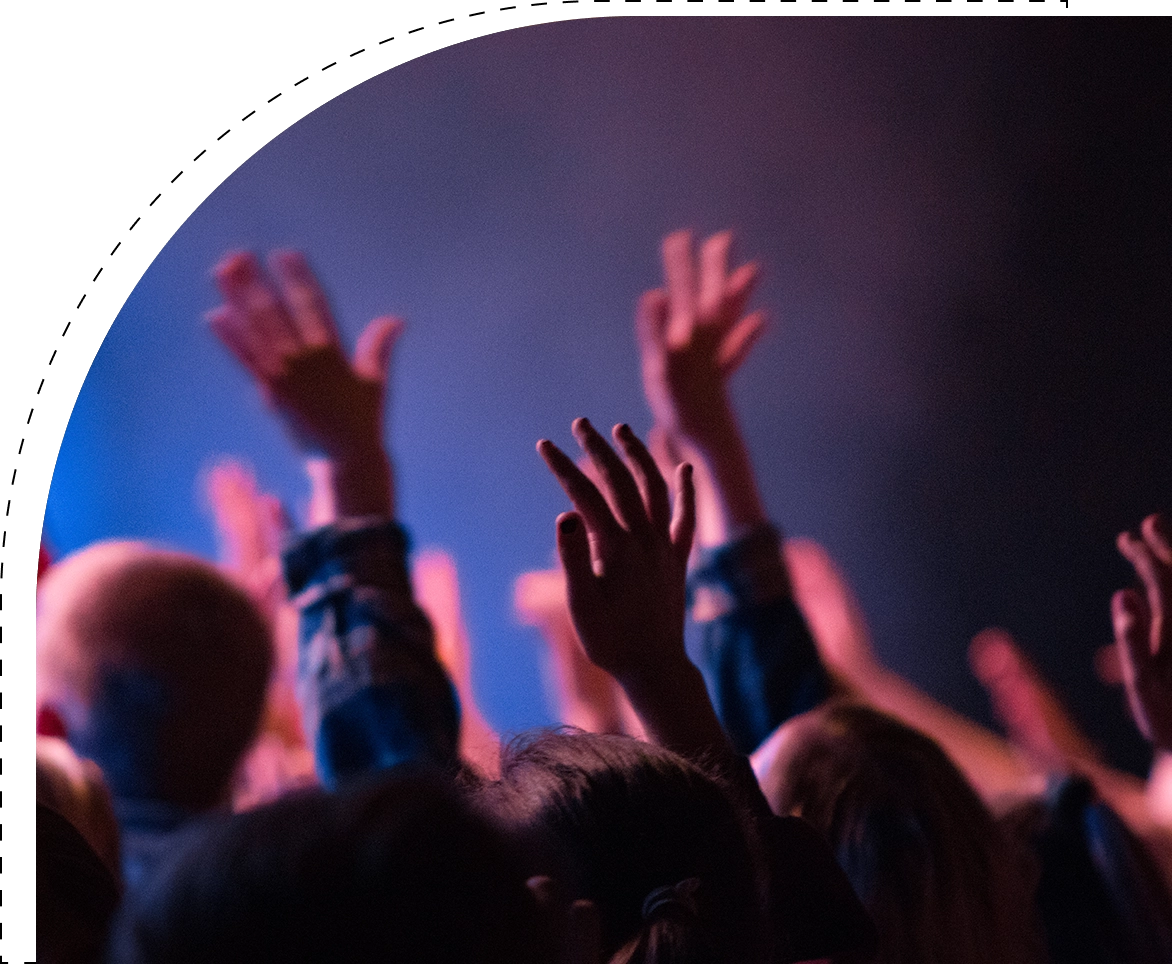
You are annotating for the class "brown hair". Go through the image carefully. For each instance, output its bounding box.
[476,731,768,964]
[768,702,1048,964]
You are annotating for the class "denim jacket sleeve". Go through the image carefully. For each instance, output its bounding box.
[282,518,460,789]
[686,524,831,755]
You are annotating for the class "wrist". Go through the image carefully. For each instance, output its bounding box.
[324,450,395,519]
[615,654,703,711]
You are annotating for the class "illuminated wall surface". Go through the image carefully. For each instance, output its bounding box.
[46,17,1172,771]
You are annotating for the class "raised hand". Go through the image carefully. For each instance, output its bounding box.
[209,251,400,517]
[538,418,734,758]
[412,549,501,777]
[514,567,640,737]
[968,627,1103,775]
[636,229,765,449]
[537,418,695,690]
[636,230,769,547]
[204,459,288,621]
[203,460,314,805]
[1114,513,1172,753]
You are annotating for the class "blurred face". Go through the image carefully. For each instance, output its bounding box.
[750,707,826,817]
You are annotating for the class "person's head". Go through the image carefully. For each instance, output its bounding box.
[40,802,122,964]
[37,735,121,877]
[109,768,547,964]
[475,730,768,964]
[759,701,1046,964]
[37,540,272,812]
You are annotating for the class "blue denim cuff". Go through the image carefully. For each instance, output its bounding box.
[687,524,791,614]
[283,517,411,598]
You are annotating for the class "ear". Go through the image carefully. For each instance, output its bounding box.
[37,703,69,739]
[527,877,604,964]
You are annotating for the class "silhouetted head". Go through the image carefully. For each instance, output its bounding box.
[108,769,547,964]
[760,701,1046,964]
[37,541,272,812]
[476,731,768,964]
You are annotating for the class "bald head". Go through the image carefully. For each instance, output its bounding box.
[38,541,273,812]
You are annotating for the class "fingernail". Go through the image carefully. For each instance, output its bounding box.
[617,423,632,438]
[559,516,579,535]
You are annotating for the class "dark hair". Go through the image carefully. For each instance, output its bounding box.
[39,802,121,964]
[475,731,768,964]
[770,702,1047,964]
[108,768,546,964]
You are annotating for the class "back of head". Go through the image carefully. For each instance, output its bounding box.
[38,541,272,811]
[480,731,767,964]
[38,735,121,877]
[768,702,1046,964]
[109,769,545,964]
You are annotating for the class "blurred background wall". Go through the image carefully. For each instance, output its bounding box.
[47,17,1172,772]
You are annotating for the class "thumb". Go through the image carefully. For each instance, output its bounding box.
[353,315,404,382]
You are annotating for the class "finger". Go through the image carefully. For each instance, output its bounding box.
[698,230,733,319]
[645,424,681,500]
[258,493,289,555]
[1142,513,1172,566]
[353,316,404,383]
[1094,643,1124,686]
[635,289,670,358]
[207,305,282,381]
[718,310,768,375]
[205,458,251,513]
[268,250,340,348]
[556,512,596,599]
[537,438,621,552]
[572,418,649,535]
[513,569,568,626]
[669,462,696,565]
[1116,589,1154,670]
[968,627,1020,684]
[661,230,696,340]
[721,260,762,328]
[1118,531,1168,650]
[613,423,671,533]
[213,252,301,356]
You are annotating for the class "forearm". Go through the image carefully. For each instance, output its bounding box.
[857,668,1043,804]
[676,400,770,550]
[616,658,735,763]
[312,446,395,521]
[690,525,831,754]
[283,519,459,788]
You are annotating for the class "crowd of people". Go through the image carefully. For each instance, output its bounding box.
[37,230,1172,963]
